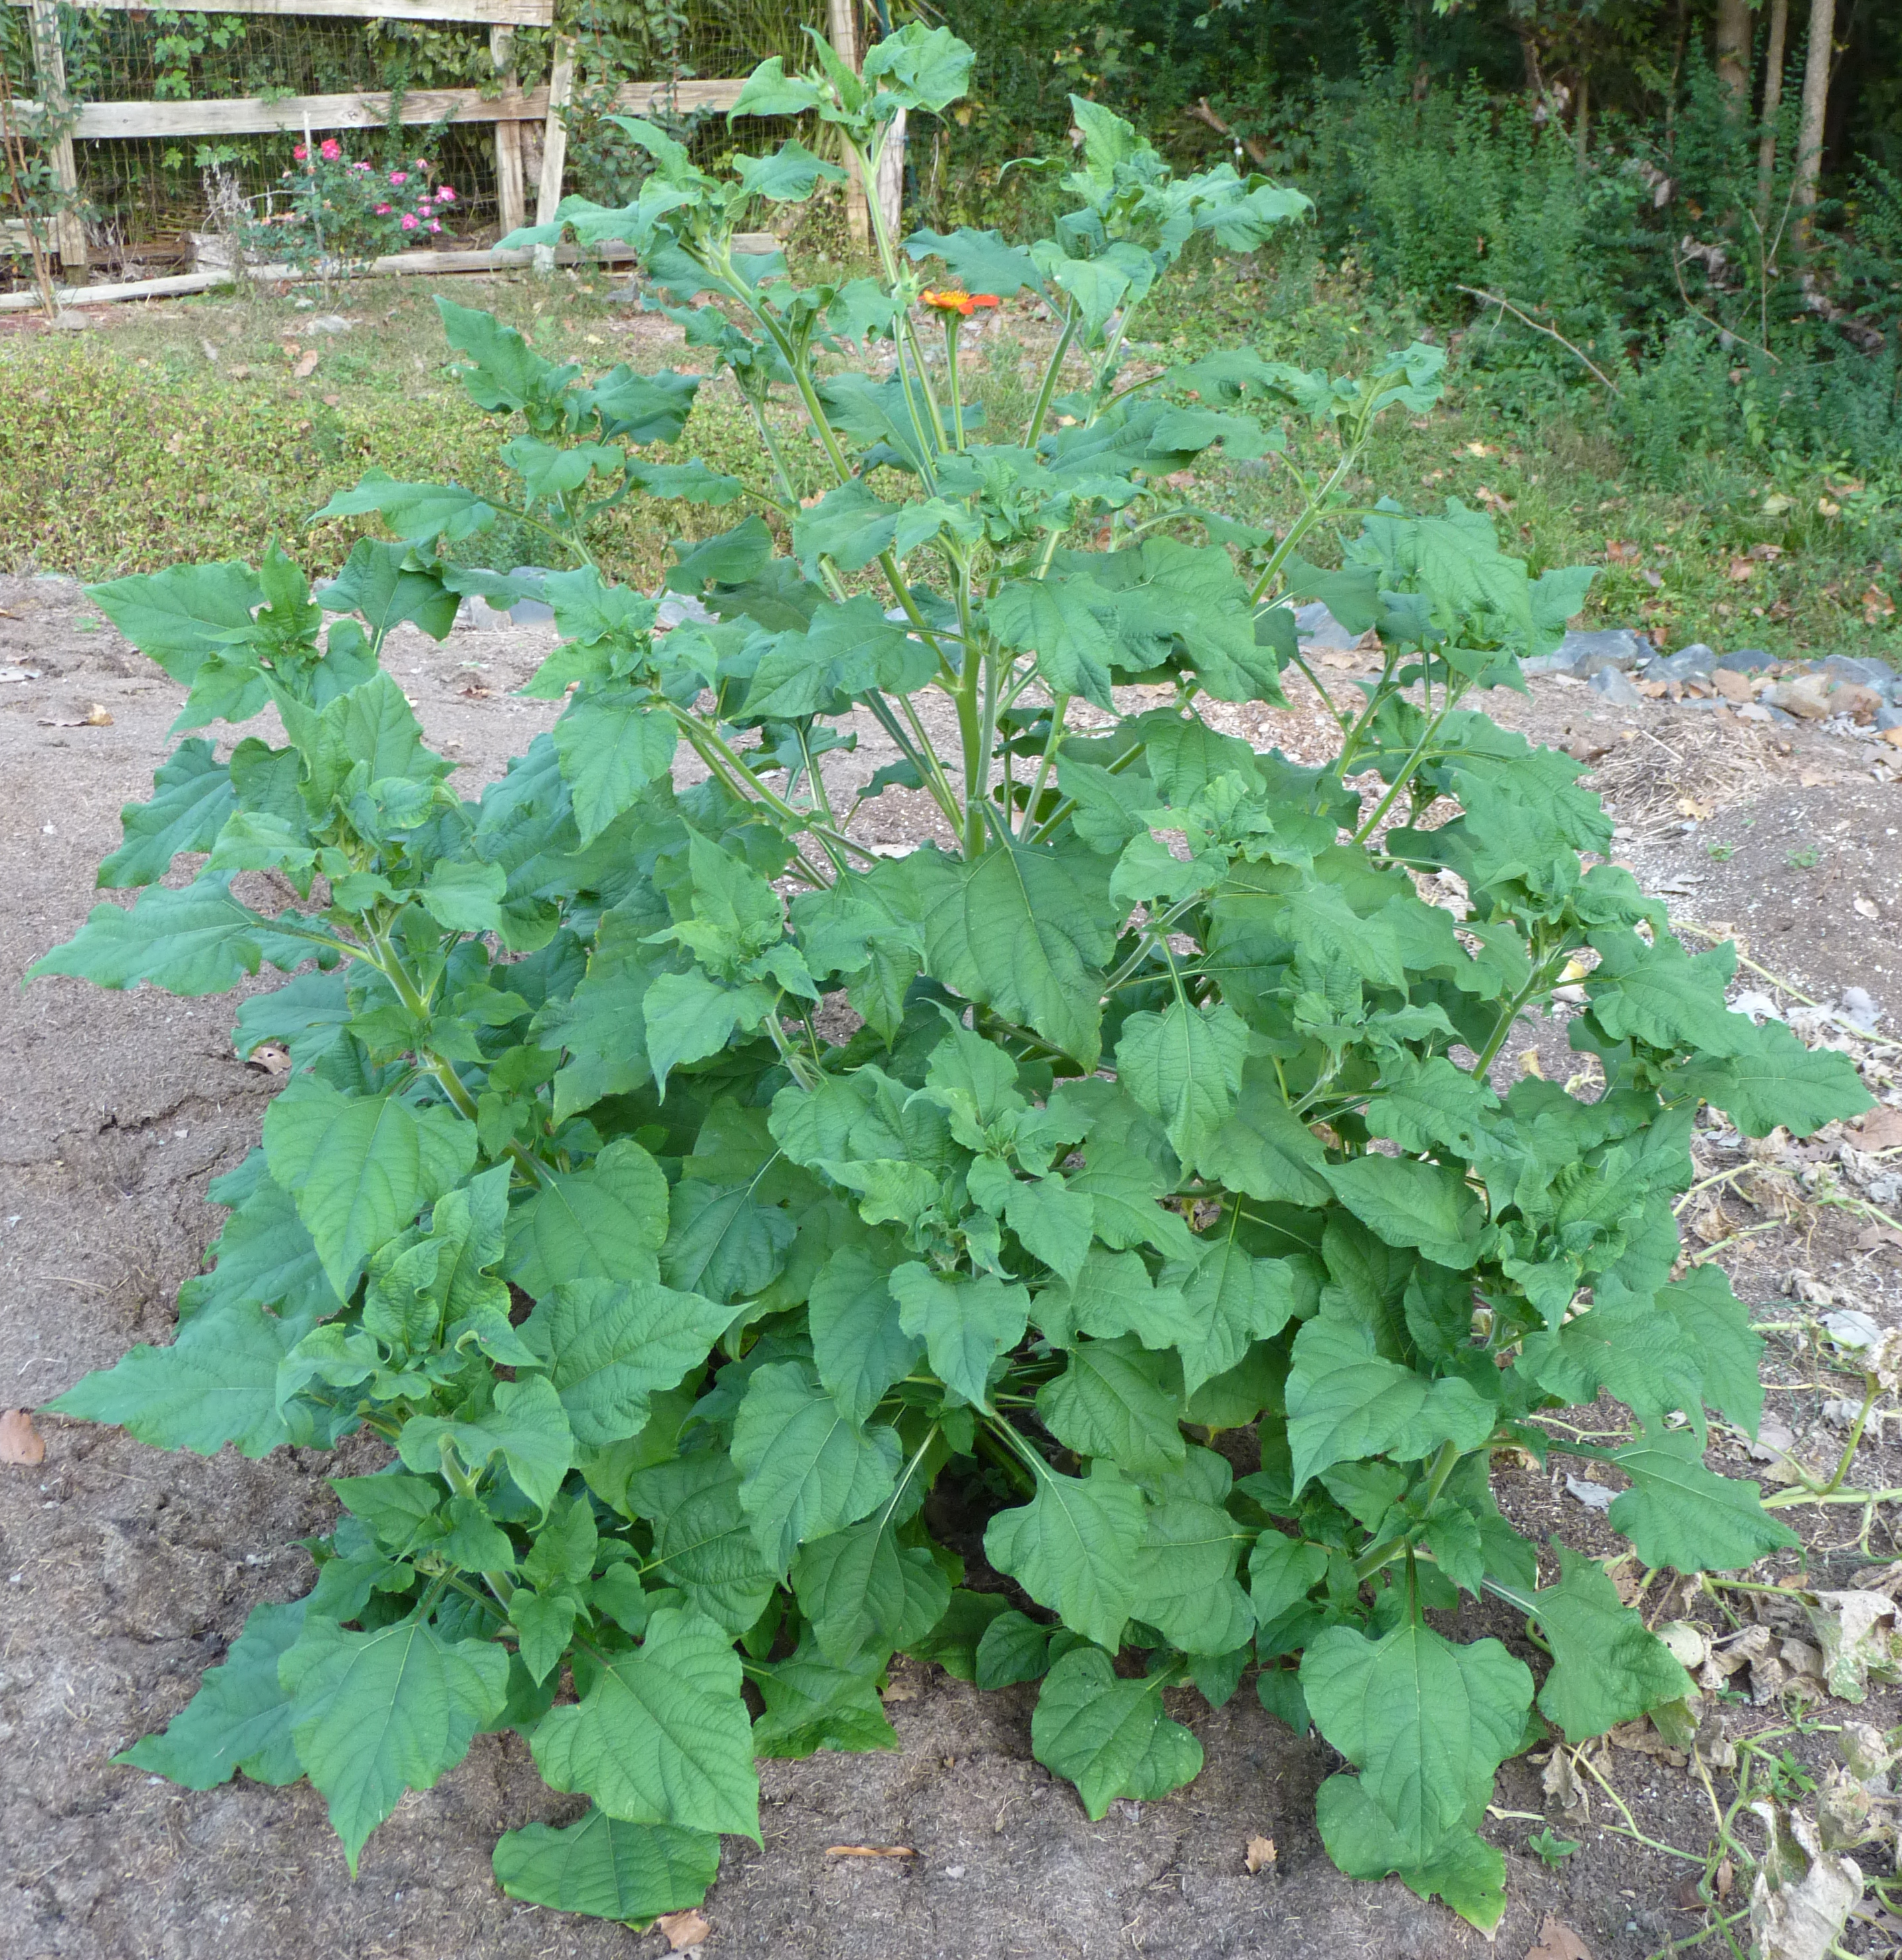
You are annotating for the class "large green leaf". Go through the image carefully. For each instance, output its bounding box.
[659,1180,795,1305]
[1114,1001,1250,1173]
[624,1452,778,1632]
[807,1241,924,1425]
[1031,1646,1202,1820]
[752,1641,900,1759]
[1036,1337,1186,1478]
[1658,1265,1764,1436]
[28,875,320,996]
[911,839,1119,1068]
[283,1613,510,1874]
[263,1079,475,1297]
[49,1296,298,1458]
[86,560,262,682]
[1315,1774,1507,1933]
[1321,1156,1490,1270]
[988,577,1120,710]
[118,1598,306,1787]
[983,1462,1145,1650]
[1174,1232,1302,1397]
[551,692,679,846]
[1130,1498,1255,1654]
[1680,1015,1873,1139]
[520,1279,730,1447]
[889,1264,1029,1409]
[530,1606,761,1840]
[1606,1426,1798,1571]
[1301,1620,1532,1866]
[99,739,236,888]
[492,1809,720,1925]
[1532,1545,1693,1744]
[731,1361,902,1571]
[506,1138,669,1296]
[1285,1315,1496,1492]
[792,1512,951,1666]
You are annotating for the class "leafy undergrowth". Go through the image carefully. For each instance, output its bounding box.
[23,30,1891,1954]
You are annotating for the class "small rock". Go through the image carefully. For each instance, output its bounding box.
[1828,682,1884,723]
[1715,647,1776,672]
[658,595,716,630]
[49,310,93,332]
[1646,641,1718,680]
[504,565,556,626]
[1540,627,1651,676]
[306,314,354,334]
[1764,674,1835,718]
[1589,666,1644,706]
[1875,702,1902,732]
[1293,601,1360,652]
[1566,1475,1618,1512]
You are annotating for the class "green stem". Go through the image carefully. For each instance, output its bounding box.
[1025,315,1078,445]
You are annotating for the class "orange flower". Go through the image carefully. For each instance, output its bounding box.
[920,287,1001,317]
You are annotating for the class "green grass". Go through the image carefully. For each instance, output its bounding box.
[1,260,1898,671]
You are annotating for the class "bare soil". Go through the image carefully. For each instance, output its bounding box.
[2,573,1898,1960]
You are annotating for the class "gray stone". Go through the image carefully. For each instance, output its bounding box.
[1715,647,1776,672]
[1589,666,1645,706]
[1876,701,1902,732]
[1540,627,1650,676]
[504,565,555,626]
[1645,641,1718,681]
[1293,601,1360,652]
[1818,654,1894,688]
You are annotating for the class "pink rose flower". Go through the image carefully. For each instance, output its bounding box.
[401,213,418,230]
[436,185,455,203]
[320,138,341,161]
[375,203,391,215]
[292,145,308,160]
[429,219,441,233]
[389,171,408,185]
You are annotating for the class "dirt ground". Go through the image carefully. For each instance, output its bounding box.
[2,571,1899,1960]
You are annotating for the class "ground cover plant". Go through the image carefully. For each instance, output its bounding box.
[29,28,1876,1939]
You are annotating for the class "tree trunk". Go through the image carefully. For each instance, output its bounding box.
[1756,0,1789,223]
[1714,0,1752,108]
[1794,0,1834,215]
[1573,68,1591,173]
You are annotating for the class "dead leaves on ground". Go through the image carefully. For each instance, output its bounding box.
[656,1908,709,1951]
[1243,1834,1276,1874]
[0,1408,45,1464]
[1527,1915,1594,1960]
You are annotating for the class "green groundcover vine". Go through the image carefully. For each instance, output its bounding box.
[31,27,1872,1936]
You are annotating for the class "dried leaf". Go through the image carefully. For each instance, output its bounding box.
[0,1408,45,1465]
[1543,1747,1590,1826]
[293,349,320,379]
[1804,1591,1901,1703]
[825,1845,916,1858]
[1749,1803,1861,1960]
[1527,1914,1594,1960]
[1848,1107,1902,1152]
[1244,1834,1276,1874]
[657,1910,710,1951]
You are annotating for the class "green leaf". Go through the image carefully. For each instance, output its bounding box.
[807,1242,923,1426]
[1680,1015,1874,1139]
[890,1264,1029,1409]
[1000,1175,1095,1286]
[87,560,262,684]
[983,1462,1144,1650]
[552,692,679,846]
[989,578,1120,710]
[492,1809,720,1925]
[1200,1061,1333,1205]
[397,1375,575,1515]
[27,874,320,996]
[513,1591,580,1685]
[1285,1315,1497,1492]
[1606,1425,1798,1571]
[99,739,235,888]
[752,1641,899,1759]
[530,1605,761,1839]
[506,1138,669,1296]
[1249,1529,1329,1626]
[1035,1244,1184,1350]
[911,839,1119,1068]
[1366,1054,1501,1158]
[732,1361,902,1572]
[1036,1337,1186,1477]
[659,1180,795,1305]
[1533,1545,1693,1744]
[974,1609,1055,1689]
[313,475,497,547]
[667,515,774,593]
[263,1079,476,1298]
[49,1296,298,1458]
[792,1513,951,1666]
[902,225,1043,300]
[1658,1265,1764,1436]
[316,538,461,640]
[1130,1498,1255,1654]
[642,969,776,1094]
[119,1598,306,1788]
[1320,1156,1489,1270]
[859,22,974,112]
[1114,1001,1250,1173]
[520,1279,730,1448]
[1518,1282,1703,1430]
[1301,1620,1532,1866]
[1315,1775,1507,1933]
[283,1613,509,1874]
[1031,1646,1202,1820]
[1175,1232,1303,1397]
[625,1452,778,1632]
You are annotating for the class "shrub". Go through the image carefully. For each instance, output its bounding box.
[32,27,1868,1939]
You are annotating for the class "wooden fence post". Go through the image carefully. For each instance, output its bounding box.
[825,0,867,250]
[27,0,86,267]
[490,24,525,239]
[532,32,572,272]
